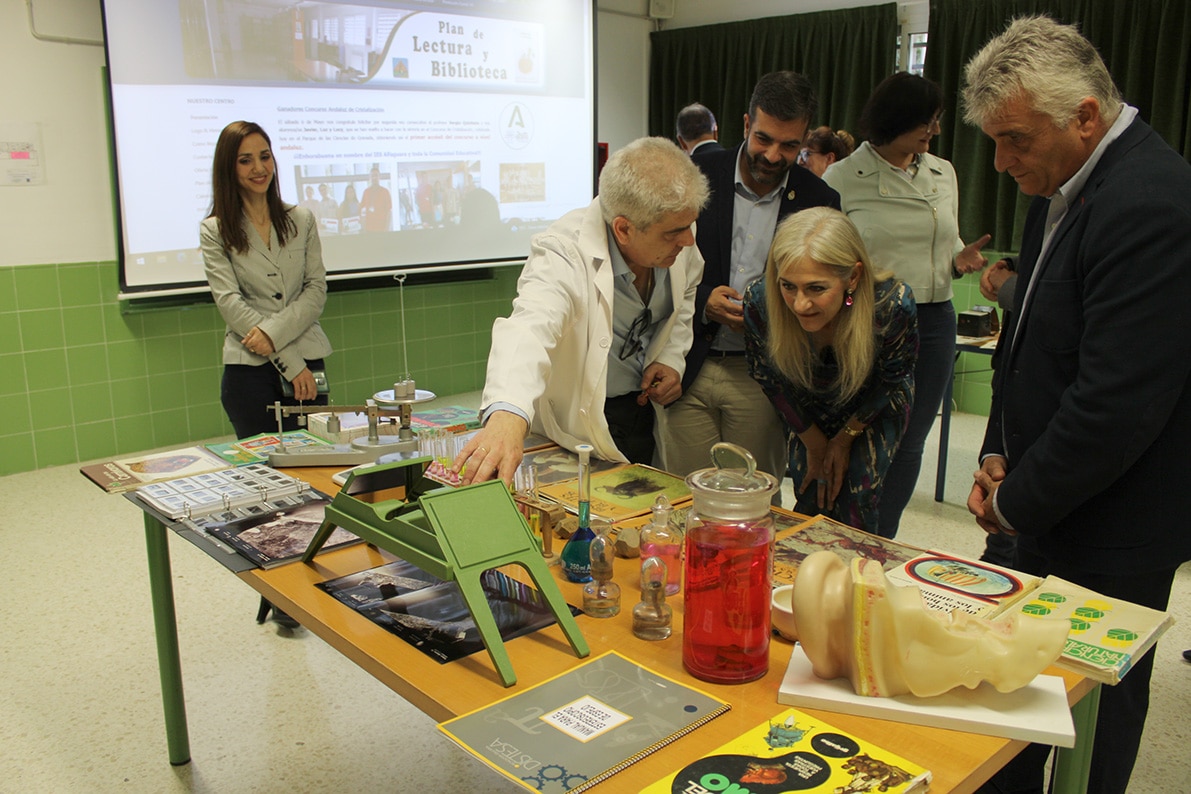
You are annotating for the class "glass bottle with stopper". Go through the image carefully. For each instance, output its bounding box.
[560,443,596,583]
[582,529,620,617]
[640,494,681,595]
[633,556,672,640]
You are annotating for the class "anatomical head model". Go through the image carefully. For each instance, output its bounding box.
[791,551,1069,697]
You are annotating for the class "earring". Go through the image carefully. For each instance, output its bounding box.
[845,289,854,307]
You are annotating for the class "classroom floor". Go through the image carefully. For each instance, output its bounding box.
[1,411,1188,794]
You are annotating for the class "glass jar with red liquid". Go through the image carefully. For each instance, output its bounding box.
[682,442,779,684]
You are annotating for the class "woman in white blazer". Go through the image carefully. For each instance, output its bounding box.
[201,121,332,439]
[823,74,989,538]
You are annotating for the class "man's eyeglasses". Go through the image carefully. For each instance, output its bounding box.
[619,307,652,360]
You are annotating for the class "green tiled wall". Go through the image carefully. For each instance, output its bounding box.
[0,261,519,476]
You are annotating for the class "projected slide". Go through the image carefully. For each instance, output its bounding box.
[103,0,595,291]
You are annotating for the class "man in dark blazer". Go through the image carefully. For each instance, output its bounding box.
[675,102,722,157]
[962,17,1191,794]
[662,71,840,482]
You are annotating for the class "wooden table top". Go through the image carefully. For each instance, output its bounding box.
[247,466,1094,793]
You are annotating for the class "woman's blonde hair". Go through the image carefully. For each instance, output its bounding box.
[764,207,887,402]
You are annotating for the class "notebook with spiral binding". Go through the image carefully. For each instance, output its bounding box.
[438,651,730,793]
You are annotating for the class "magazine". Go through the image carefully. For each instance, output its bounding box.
[537,463,691,521]
[642,706,930,794]
[206,430,331,463]
[316,558,580,663]
[205,498,359,568]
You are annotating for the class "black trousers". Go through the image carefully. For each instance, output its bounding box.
[977,541,1178,794]
[220,359,327,439]
[603,392,656,465]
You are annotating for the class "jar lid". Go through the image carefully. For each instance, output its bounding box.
[686,442,779,497]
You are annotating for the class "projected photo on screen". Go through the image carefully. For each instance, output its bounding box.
[102,0,596,293]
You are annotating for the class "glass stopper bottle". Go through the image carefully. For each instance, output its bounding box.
[640,494,681,595]
[582,529,620,617]
[633,556,673,640]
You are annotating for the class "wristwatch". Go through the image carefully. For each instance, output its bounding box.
[842,424,863,438]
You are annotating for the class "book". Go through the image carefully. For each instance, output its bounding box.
[133,464,312,520]
[316,558,580,663]
[642,706,931,794]
[773,514,927,586]
[80,446,231,493]
[779,648,1075,747]
[205,498,359,568]
[410,404,482,433]
[883,552,1042,619]
[775,516,1173,685]
[1008,575,1175,685]
[518,445,621,486]
[537,463,691,522]
[204,431,331,465]
[439,652,730,794]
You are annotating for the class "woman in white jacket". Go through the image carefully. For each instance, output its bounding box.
[824,73,989,538]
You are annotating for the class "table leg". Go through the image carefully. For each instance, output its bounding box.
[1051,683,1100,794]
[935,354,957,501]
[144,513,191,765]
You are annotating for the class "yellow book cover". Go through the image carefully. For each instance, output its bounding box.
[536,463,691,522]
[643,706,930,794]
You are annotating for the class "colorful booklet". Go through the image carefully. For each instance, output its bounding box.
[80,445,231,493]
[1011,575,1175,685]
[204,430,330,465]
[439,652,730,793]
[316,558,580,663]
[537,463,691,521]
[643,707,930,793]
[773,514,927,586]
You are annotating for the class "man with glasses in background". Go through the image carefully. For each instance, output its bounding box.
[663,71,840,486]
[454,137,710,485]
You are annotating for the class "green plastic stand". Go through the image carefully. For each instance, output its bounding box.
[303,458,589,686]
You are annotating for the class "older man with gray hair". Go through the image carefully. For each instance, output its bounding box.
[676,102,721,156]
[455,137,710,485]
[963,16,1191,794]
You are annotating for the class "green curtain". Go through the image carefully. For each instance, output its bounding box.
[925,0,1191,251]
[649,4,899,149]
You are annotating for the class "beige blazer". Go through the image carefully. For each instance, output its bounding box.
[201,205,332,380]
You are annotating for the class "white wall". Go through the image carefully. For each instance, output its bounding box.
[0,0,111,267]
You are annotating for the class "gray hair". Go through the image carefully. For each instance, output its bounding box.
[962,16,1121,129]
[598,137,710,229]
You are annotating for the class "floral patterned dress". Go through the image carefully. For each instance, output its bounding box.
[743,278,918,531]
